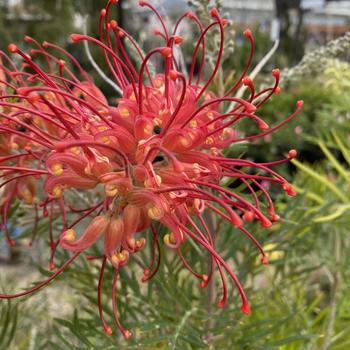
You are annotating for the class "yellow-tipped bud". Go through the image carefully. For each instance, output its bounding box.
[205,136,214,145]
[105,183,119,197]
[154,117,162,126]
[63,229,76,242]
[120,107,130,118]
[111,254,119,265]
[120,250,130,262]
[52,184,63,198]
[144,124,152,134]
[144,175,162,188]
[193,163,201,175]
[163,232,177,246]
[101,136,110,144]
[11,142,19,150]
[179,137,190,147]
[224,128,231,135]
[189,120,198,128]
[111,250,130,266]
[51,163,63,176]
[204,93,211,101]
[210,147,219,156]
[127,237,136,249]
[154,79,163,88]
[136,237,146,249]
[22,189,34,205]
[70,146,81,155]
[147,205,163,220]
[193,198,201,210]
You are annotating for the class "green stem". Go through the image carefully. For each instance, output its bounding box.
[204,209,216,348]
[321,230,341,350]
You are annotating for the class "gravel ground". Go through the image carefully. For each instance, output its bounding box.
[0,241,79,349]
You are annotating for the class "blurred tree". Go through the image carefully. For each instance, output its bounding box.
[0,0,74,50]
[275,0,306,65]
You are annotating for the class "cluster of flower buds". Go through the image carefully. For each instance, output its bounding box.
[0,0,302,339]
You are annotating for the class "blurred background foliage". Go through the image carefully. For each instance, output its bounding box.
[0,0,350,349]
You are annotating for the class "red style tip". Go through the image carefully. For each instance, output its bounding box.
[174,36,184,45]
[17,87,30,96]
[28,92,41,103]
[70,34,83,43]
[24,35,31,42]
[110,20,118,29]
[143,268,151,277]
[59,59,66,66]
[7,44,18,53]
[199,274,209,289]
[110,0,119,3]
[234,216,243,228]
[261,217,272,228]
[274,86,281,95]
[282,183,297,196]
[161,47,172,58]
[297,100,304,108]
[218,300,226,308]
[272,68,280,78]
[241,302,251,315]
[288,149,297,159]
[49,262,56,271]
[200,276,208,289]
[169,70,178,81]
[243,29,252,38]
[100,8,106,16]
[289,190,297,197]
[243,211,254,222]
[186,11,195,19]
[42,41,49,48]
[123,330,132,339]
[258,121,269,131]
[210,7,220,18]
[246,103,256,113]
[261,256,269,265]
[139,0,146,6]
[104,326,113,336]
[271,214,280,222]
[153,28,162,36]
[243,76,253,86]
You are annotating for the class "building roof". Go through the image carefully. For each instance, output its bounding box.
[222,0,350,19]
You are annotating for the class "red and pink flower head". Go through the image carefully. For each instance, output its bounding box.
[0,0,302,339]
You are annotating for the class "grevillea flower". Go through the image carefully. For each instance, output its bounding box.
[0,0,302,339]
